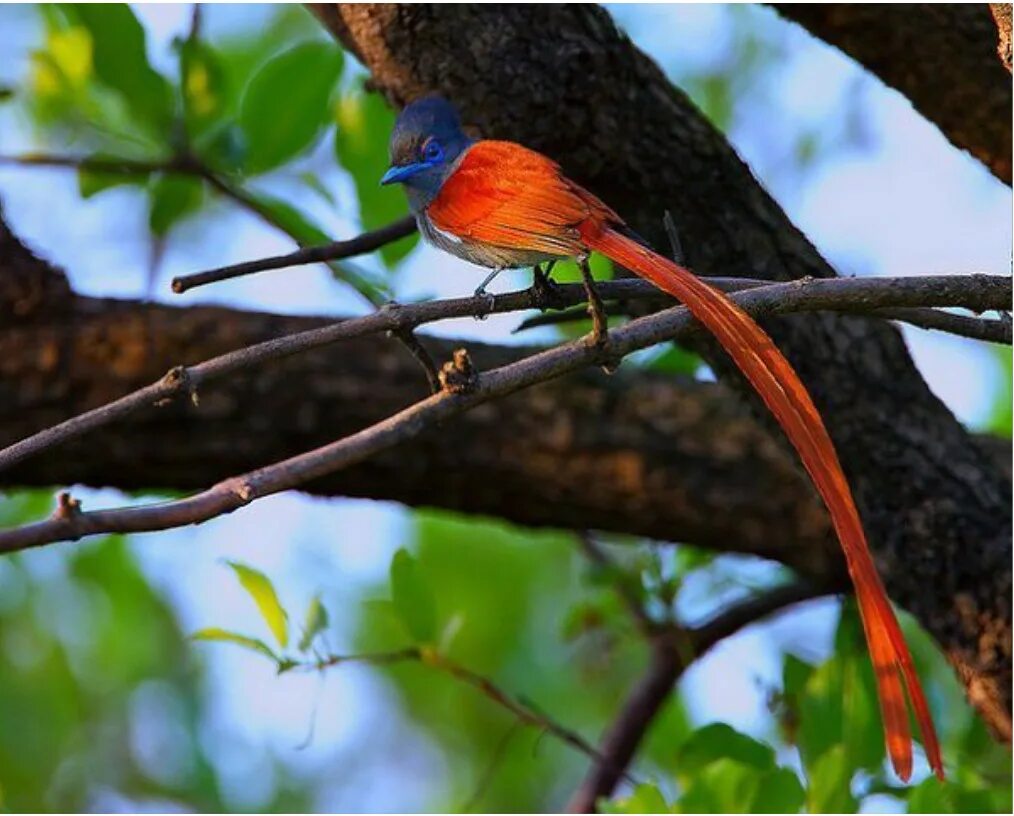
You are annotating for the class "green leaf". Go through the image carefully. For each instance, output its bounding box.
[647,344,702,376]
[239,41,342,174]
[805,745,857,813]
[148,175,204,236]
[750,767,805,813]
[389,548,437,643]
[678,758,762,813]
[226,561,289,649]
[676,723,775,779]
[297,594,329,652]
[782,653,814,698]
[190,627,279,663]
[600,782,672,814]
[335,89,419,268]
[77,155,148,199]
[65,4,173,134]
[906,777,955,813]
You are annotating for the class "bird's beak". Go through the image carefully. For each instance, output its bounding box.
[380,163,424,185]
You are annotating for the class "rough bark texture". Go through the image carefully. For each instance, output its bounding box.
[0,216,841,579]
[775,4,1012,183]
[992,3,1013,73]
[313,3,1012,737]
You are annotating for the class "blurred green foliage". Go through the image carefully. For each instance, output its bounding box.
[0,3,1010,813]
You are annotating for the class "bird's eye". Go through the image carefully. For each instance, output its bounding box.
[422,139,444,163]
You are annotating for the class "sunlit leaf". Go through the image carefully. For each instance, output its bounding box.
[985,346,1012,438]
[148,175,204,236]
[190,627,280,663]
[906,776,955,813]
[806,745,857,813]
[679,758,762,813]
[239,41,342,174]
[335,89,419,268]
[178,38,227,138]
[65,4,173,134]
[226,561,289,649]
[750,767,805,813]
[600,782,672,813]
[297,594,329,653]
[389,548,437,643]
[45,26,92,88]
[647,344,702,376]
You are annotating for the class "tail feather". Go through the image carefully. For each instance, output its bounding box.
[585,225,943,781]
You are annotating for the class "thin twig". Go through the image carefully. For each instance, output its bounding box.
[575,532,656,636]
[1,150,437,388]
[0,273,1007,478]
[171,215,418,293]
[303,646,618,774]
[565,579,831,813]
[0,274,1009,552]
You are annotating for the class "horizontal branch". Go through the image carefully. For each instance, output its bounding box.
[2,273,1009,552]
[1,273,1008,477]
[297,646,618,774]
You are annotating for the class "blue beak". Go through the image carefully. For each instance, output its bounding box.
[380,163,424,185]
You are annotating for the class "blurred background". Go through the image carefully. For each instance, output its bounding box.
[0,4,1010,813]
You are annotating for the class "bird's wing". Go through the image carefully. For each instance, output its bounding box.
[427,140,608,257]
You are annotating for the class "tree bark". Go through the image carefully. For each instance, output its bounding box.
[774,4,1012,183]
[312,3,1012,738]
[991,3,1013,73]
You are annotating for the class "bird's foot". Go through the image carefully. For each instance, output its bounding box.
[472,285,496,320]
[472,266,504,320]
[579,257,619,374]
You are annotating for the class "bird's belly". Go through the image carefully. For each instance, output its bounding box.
[417,214,561,270]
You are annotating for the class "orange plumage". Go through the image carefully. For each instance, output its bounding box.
[429,140,943,781]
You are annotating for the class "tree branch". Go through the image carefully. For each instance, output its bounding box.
[2,273,1006,475]
[773,4,1012,183]
[295,646,617,775]
[566,580,830,812]
[2,272,1007,553]
[171,215,417,293]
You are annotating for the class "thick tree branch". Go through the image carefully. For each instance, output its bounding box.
[774,4,1012,182]
[4,271,1007,475]
[314,1,1012,741]
[7,271,1008,553]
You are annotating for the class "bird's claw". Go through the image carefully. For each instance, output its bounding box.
[472,286,496,319]
[578,257,618,373]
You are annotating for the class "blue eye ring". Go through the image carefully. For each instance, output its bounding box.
[421,138,444,163]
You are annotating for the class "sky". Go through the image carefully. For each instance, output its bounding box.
[0,4,1010,812]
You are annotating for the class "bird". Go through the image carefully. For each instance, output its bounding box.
[381,95,943,782]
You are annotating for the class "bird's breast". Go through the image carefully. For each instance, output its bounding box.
[417,212,559,270]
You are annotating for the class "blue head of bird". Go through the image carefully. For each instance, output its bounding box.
[380,96,474,211]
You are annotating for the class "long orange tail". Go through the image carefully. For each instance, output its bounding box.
[585,225,943,781]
